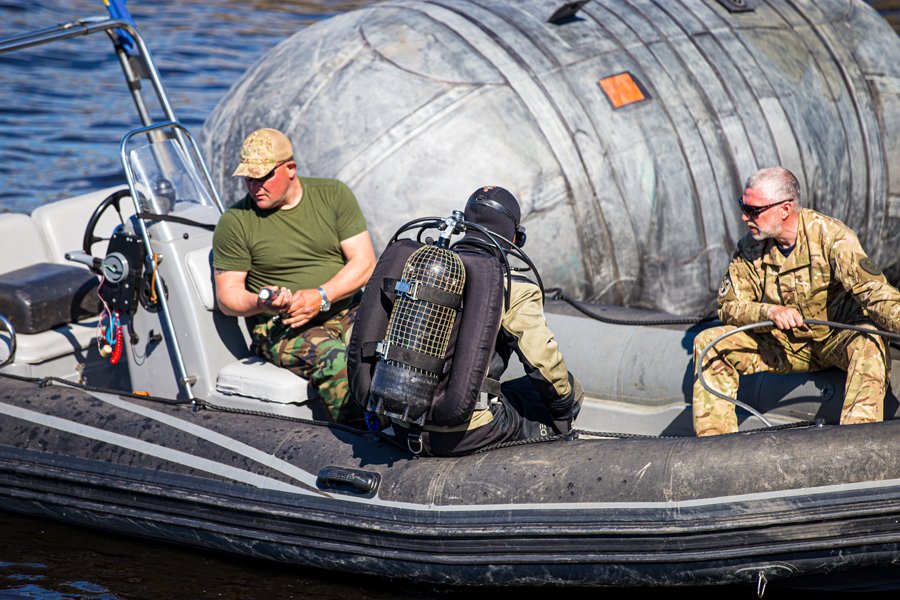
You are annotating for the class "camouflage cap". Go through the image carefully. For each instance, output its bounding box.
[232,128,293,178]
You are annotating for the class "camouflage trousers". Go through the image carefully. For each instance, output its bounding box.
[252,305,362,424]
[692,324,890,436]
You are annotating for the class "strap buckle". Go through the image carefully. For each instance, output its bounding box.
[393,279,420,301]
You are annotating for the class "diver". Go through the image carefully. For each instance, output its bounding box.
[349,186,583,456]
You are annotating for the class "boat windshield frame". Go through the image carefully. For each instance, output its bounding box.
[0,15,224,213]
[0,14,225,403]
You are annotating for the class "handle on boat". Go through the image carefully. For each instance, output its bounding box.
[65,250,103,271]
[696,320,900,429]
[0,313,16,369]
[316,466,380,496]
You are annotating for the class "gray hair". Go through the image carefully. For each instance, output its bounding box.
[745,167,801,206]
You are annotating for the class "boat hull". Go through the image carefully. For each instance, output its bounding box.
[2,376,900,587]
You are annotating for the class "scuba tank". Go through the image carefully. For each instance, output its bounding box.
[368,213,466,425]
[349,209,544,453]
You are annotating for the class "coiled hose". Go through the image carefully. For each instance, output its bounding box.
[695,319,900,426]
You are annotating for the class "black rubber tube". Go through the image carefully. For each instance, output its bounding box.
[696,319,900,428]
[546,288,714,326]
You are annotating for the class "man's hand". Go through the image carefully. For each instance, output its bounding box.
[282,288,323,328]
[258,286,293,312]
[767,305,807,330]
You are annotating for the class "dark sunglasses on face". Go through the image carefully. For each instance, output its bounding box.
[245,160,289,184]
[737,196,792,219]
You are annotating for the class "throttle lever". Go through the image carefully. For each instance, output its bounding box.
[65,250,129,283]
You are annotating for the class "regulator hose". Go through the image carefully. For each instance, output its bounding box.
[545,288,716,326]
[387,214,546,311]
[695,319,900,427]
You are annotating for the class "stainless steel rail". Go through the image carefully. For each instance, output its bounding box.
[0,16,226,399]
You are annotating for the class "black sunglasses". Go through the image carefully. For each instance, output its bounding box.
[245,159,290,184]
[737,196,792,219]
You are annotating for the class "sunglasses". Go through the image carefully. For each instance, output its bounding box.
[245,160,290,184]
[737,196,792,219]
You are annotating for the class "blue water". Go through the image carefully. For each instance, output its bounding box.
[0,0,371,214]
[0,1,897,598]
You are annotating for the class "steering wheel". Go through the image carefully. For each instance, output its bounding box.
[82,188,132,255]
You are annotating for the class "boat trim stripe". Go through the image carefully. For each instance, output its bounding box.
[0,400,321,497]
[90,392,325,491]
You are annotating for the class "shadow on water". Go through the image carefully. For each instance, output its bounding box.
[0,512,895,600]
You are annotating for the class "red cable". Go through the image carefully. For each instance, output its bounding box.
[110,325,124,365]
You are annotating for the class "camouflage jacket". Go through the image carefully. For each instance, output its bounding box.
[717,208,900,341]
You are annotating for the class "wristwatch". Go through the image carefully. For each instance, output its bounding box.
[317,287,331,312]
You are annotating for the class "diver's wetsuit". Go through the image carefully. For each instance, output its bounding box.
[392,276,583,456]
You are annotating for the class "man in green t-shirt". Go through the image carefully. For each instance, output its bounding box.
[212,128,376,424]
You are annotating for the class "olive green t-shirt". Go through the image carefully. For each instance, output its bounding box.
[212,177,367,321]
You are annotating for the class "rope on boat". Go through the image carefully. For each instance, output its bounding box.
[696,319,900,428]
[472,418,822,453]
[5,317,896,455]
[199,398,411,452]
[0,371,189,405]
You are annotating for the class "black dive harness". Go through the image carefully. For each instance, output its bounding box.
[347,211,544,455]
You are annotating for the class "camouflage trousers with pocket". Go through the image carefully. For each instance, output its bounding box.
[252,305,363,424]
[692,324,890,436]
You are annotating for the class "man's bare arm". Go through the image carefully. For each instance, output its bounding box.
[214,269,291,317]
[281,231,377,328]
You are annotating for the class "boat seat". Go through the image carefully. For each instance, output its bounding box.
[184,245,314,413]
[0,319,100,366]
[185,247,218,312]
[0,190,134,374]
[0,213,51,272]
[215,356,309,404]
[0,263,99,334]
[31,185,136,264]
[209,356,317,419]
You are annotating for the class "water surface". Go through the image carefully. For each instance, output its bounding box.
[0,0,371,213]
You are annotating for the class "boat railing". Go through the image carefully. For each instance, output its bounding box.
[0,11,227,403]
[0,314,15,369]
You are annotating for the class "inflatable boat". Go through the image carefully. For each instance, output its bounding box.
[1,4,900,593]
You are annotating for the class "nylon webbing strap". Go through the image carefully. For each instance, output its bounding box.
[382,278,462,309]
[481,377,501,397]
[136,212,216,231]
[376,341,445,374]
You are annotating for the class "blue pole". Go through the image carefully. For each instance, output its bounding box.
[102,0,137,53]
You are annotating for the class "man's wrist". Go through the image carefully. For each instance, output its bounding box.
[317,286,331,312]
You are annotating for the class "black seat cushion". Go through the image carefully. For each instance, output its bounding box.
[0,263,100,334]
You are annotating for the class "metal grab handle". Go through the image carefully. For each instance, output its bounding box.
[0,314,16,369]
[696,319,900,428]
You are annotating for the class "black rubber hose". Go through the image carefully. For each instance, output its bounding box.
[696,319,900,427]
[545,288,715,326]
